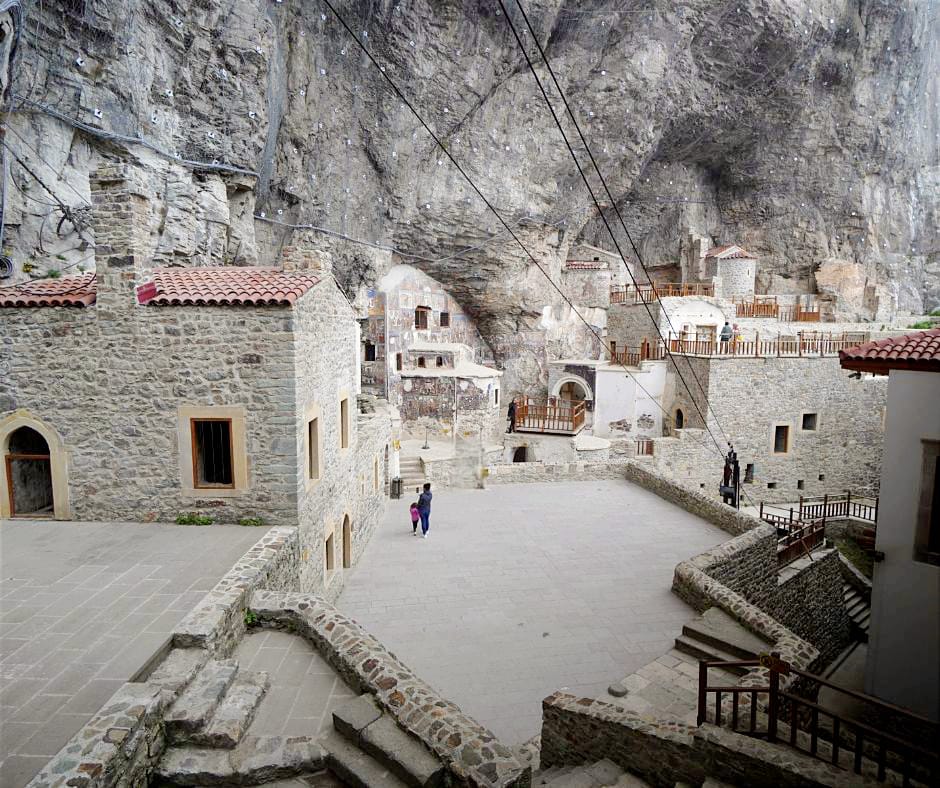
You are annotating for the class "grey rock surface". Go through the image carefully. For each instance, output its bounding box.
[2,1,937,377]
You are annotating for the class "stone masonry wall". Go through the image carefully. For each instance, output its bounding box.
[606,301,664,348]
[1,302,299,525]
[293,282,391,597]
[663,356,888,503]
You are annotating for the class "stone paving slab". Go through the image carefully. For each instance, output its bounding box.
[336,480,727,744]
[0,518,269,787]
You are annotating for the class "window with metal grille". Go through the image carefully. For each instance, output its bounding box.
[191,419,234,488]
[440,311,450,327]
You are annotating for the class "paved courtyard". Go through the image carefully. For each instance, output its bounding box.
[337,479,727,744]
[0,519,270,787]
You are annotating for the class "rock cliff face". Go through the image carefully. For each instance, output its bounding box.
[1,0,937,386]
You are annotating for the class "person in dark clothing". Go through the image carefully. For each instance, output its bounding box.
[506,400,517,433]
[417,482,432,538]
[719,321,733,343]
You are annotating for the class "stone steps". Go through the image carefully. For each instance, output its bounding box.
[674,607,770,671]
[165,659,240,741]
[842,583,870,641]
[148,647,209,695]
[331,694,445,787]
[153,735,326,786]
[190,670,270,749]
[321,731,409,788]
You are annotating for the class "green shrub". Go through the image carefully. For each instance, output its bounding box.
[46,269,62,279]
[175,512,214,525]
[238,516,265,527]
[244,608,258,626]
[930,308,940,317]
[908,320,933,329]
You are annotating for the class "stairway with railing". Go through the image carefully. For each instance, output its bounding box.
[697,655,939,786]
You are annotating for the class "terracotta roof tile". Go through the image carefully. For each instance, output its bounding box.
[137,267,322,306]
[0,273,97,308]
[839,328,940,374]
[704,244,753,259]
[565,260,608,269]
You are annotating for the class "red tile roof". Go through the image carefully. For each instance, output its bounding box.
[839,328,940,374]
[704,244,754,259]
[0,273,97,308]
[565,260,608,270]
[137,267,322,306]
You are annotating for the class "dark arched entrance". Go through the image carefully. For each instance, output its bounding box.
[5,426,53,517]
[558,380,588,404]
[674,409,685,430]
[512,446,529,463]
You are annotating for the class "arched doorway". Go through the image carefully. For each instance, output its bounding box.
[342,515,352,568]
[675,409,685,430]
[5,426,53,517]
[512,446,528,463]
[558,380,588,404]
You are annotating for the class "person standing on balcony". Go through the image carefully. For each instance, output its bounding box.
[506,399,517,433]
[719,321,733,351]
[418,482,433,538]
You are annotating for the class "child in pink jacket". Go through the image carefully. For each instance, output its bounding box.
[410,502,420,536]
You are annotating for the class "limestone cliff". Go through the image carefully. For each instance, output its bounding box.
[0,0,937,386]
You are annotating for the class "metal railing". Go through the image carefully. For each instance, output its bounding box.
[514,398,586,434]
[698,656,939,785]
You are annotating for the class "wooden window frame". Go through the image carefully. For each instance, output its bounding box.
[440,311,450,328]
[800,412,819,431]
[178,406,248,498]
[772,423,791,455]
[415,306,430,330]
[190,418,235,490]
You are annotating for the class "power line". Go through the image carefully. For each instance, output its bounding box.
[499,0,731,462]
[316,0,724,462]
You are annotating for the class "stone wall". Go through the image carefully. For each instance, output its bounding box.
[662,356,888,503]
[399,375,500,443]
[422,444,502,489]
[250,591,529,788]
[485,460,632,485]
[606,301,664,348]
[540,692,879,788]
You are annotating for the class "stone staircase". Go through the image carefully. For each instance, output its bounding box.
[673,607,772,669]
[153,659,445,786]
[843,582,870,642]
[533,758,648,786]
[398,455,426,496]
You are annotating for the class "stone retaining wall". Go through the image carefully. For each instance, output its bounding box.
[249,591,529,788]
[174,526,300,656]
[484,460,631,485]
[540,693,878,788]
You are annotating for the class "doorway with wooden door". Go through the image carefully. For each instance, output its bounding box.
[5,426,54,518]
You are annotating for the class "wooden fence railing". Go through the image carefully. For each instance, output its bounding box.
[610,282,714,304]
[635,438,654,456]
[514,398,586,434]
[780,303,822,322]
[610,340,667,367]
[735,296,780,318]
[777,518,827,567]
[698,656,939,785]
[799,492,878,524]
[667,331,867,358]
[734,297,821,322]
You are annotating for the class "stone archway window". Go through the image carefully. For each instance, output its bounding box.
[675,409,685,430]
[0,412,70,520]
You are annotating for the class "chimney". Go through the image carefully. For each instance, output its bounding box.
[280,229,333,274]
[89,163,152,314]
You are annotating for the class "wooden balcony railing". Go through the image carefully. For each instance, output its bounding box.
[698,656,939,785]
[610,282,714,304]
[799,492,878,524]
[635,438,654,456]
[667,332,867,358]
[780,303,822,323]
[776,518,827,567]
[734,296,821,322]
[514,398,586,435]
[610,339,666,367]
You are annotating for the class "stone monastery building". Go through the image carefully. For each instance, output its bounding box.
[0,165,389,598]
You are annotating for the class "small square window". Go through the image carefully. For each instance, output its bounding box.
[436,356,444,367]
[744,463,754,483]
[818,473,826,481]
[440,311,450,327]
[415,306,430,329]
[802,413,818,431]
[417,357,426,368]
[364,342,376,362]
[191,419,234,488]
[773,425,790,454]
[797,479,805,490]
[396,352,403,371]
[767,482,778,489]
